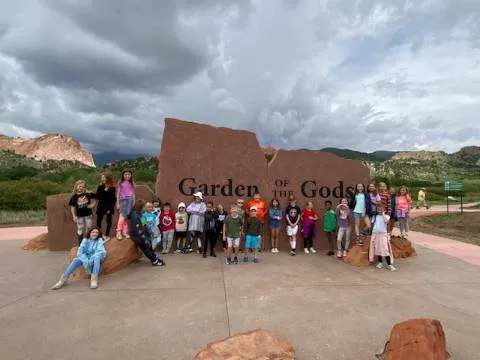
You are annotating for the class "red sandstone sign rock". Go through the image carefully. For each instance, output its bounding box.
[383,319,448,360]
[21,232,48,251]
[156,118,369,250]
[194,328,295,360]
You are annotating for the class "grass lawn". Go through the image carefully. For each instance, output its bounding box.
[411,212,480,246]
[0,210,46,227]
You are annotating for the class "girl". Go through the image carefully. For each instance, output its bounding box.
[336,198,352,258]
[286,206,301,256]
[268,198,283,253]
[378,182,391,218]
[395,186,412,239]
[141,202,161,251]
[348,183,372,246]
[369,205,395,271]
[185,192,206,253]
[52,226,106,290]
[128,199,165,266]
[388,186,397,238]
[174,202,188,253]
[116,169,135,240]
[302,201,318,254]
[69,180,97,245]
[367,183,381,222]
[95,172,116,241]
[215,204,228,251]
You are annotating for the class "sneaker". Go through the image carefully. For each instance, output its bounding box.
[116,232,122,240]
[337,251,342,258]
[327,251,335,256]
[342,250,347,257]
[375,262,384,269]
[309,247,317,254]
[275,248,279,253]
[225,259,231,265]
[174,249,182,254]
[271,248,276,253]
[202,253,207,258]
[234,256,238,264]
[304,248,310,254]
[243,256,248,263]
[388,265,397,271]
[152,259,165,266]
[162,250,168,254]
[122,233,129,239]
[253,258,259,263]
[197,248,202,254]
[290,250,296,256]
[358,240,364,246]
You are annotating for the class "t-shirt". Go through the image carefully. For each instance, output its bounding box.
[245,216,261,236]
[285,204,301,217]
[369,193,381,214]
[215,210,228,233]
[159,211,175,232]
[141,212,158,234]
[395,195,411,211]
[379,191,391,214]
[204,210,217,232]
[302,208,317,221]
[224,215,243,238]
[336,207,352,228]
[175,212,188,232]
[354,193,365,214]
[323,209,337,232]
[372,214,390,233]
[118,181,134,198]
[245,199,267,223]
[69,192,96,218]
[95,184,116,211]
[286,207,300,226]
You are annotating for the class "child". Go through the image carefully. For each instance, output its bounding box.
[141,202,161,251]
[203,201,218,258]
[215,204,228,251]
[95,172,116,241]
[369,205,395,271]
[185,192,206,253]
[302,201,318,254]
[159,202,176,254]
[335,198,352,258]
[174,202,188,253]
[286,205,300,256]
[378,182,391,218]
[348,183,372,246]
[52,226,106,290]
[223,205,243,264]
[395,186,412,239]
[243,207,261,263]
[323,200,336,255]
[268,198,283,253]
[69,180,97,245]
[367,183,381,221]
[115,169,135,240]
[388,186,397,238]
[152,198,162,216]
[128,199,165,266]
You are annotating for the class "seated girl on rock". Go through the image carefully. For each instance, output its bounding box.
[52,226,107,290]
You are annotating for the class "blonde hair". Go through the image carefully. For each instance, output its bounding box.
[72,180,87,194]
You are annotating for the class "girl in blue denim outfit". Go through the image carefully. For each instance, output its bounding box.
[52,227,107,290]
[268,198,283,253]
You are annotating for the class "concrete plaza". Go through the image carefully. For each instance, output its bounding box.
[1,234,480,360]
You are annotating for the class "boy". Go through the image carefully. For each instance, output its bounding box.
[203,201,218,258]
[243,206,262,263]
[286,205,300,256]
[323,200,337,256]
[223,204,243,264]
[159,202,175,254]
[141,202,161,251]
[152,198,161,216]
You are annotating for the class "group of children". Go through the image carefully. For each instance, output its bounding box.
[55,170,415,289]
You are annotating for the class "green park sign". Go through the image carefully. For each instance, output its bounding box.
[444,180,464,192]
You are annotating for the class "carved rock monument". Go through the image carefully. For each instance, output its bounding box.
[156,118,370,250]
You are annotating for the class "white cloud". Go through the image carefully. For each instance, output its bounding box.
[0,0,479,154]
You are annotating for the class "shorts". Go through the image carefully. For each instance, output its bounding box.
[269,219,281,229]
[354,212,362,220]
[245,235,259,249]
[76,215,93,236]
[286,225,298,236]
[175,231,187,239]
[227,237,240,248]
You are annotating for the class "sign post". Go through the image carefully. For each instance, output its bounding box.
[444,180,465,214]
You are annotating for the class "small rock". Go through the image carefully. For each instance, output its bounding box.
[194,329,295,360]
[382,319,448,360]
[21,232,48,251]
[69,238,141,280]
[390,236,416,259]
[343,238,371,266]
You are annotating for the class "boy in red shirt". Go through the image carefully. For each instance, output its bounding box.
[159,202,176,254]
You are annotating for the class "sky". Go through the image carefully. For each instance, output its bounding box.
[0,0,479,155]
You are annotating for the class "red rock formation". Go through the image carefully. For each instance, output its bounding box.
[21,233,48,250]
[391,237,417,258]
[194,329,295,360]
[69,238,142,280]
[0,133,95,167]
[383,319,448,360]
[343,238,371,266]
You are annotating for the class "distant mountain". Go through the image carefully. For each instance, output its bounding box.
[93,151,149,166]
[320,147,397,161]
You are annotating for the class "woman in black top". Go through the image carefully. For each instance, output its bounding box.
[96,172,117,240]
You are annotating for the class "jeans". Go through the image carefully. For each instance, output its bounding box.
[118,197,134,218]
[162,229,175,253]
[203,230,217,255]
[337,227,351,251]
[398,217,409,235]
[97,208,113,236]
[186,231,203,250]
[64,257,101,276]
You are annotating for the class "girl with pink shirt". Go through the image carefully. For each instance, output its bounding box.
[395,186,412,239]
[115,169,135,239]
